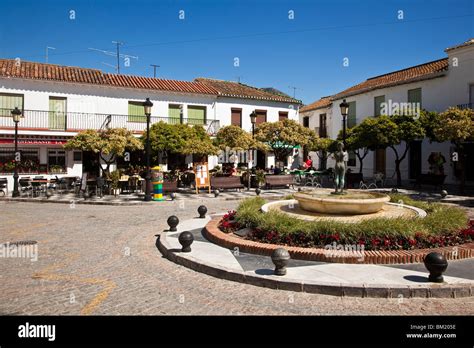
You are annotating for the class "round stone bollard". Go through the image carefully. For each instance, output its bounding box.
[170,192,177,201]
[271,248,290,276]
[424,252,448,283]
[214,189,220,198]
[198,205,207,218]
[178,231,194,252]
[45,190,53,198]
[440,190,448,199]
[167,215,179,232]
[255,188,261,196]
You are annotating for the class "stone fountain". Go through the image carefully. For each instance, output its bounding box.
[261,142,426,223]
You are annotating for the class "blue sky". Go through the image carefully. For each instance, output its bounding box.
[0,0,472,104]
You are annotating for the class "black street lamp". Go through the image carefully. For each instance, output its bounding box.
[11,107,22,198]
[339,99,349,146]
[143,98,153,201]
[248,111,257,191]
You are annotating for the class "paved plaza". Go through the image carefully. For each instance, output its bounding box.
[0,198,473,315]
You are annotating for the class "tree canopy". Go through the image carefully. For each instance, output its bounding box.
[215,125,268,152]
[64,128,143,174]
[431,107,474,145]
[255,119,316,162]
[145,121,218,157]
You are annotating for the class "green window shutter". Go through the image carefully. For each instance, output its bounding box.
[347,101,356,128]
[374,95,385,116]
[168,104,182,124]
[49,97,67,130]
[128,102,146,122]
[0,93,24,117]
[408,88,422,107]
[187,106,206,125]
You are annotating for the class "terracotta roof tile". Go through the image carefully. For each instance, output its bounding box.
[300,96,332,112]
[332,58,448,100]
[445,38,474,52]
[0,59,218,95]
[195,78,301,104]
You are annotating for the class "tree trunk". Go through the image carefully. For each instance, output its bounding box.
[390,144,409,188]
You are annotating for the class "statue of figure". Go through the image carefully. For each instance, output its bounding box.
[333,142,346,194]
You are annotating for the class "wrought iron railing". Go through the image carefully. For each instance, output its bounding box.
[0,109,220,135]
[456,103,473,110]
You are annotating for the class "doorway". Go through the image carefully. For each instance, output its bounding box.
[409,140,422,179]
[374,149,386,175]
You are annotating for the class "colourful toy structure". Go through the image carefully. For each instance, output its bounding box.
[151,166,164,201]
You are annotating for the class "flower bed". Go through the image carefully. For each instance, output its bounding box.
[218,195,474,251]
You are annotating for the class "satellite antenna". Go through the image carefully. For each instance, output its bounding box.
[89,41,138,74]
[46,46,56,63]
[150,64,160,78]
[288,86,300,99]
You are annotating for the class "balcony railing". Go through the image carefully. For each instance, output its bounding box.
[457,103,473,110]
[0,109,220,135]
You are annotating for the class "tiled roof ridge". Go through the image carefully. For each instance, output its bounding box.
[366,57,448,81]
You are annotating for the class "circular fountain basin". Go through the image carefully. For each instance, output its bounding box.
[294,189,390,215]
[261,199,426,223]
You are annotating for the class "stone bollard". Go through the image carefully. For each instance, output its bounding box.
[271,248,290,276]
[167,215,179,232]
[198,205,207,218]
[424,252,448,283]
[178,231,194,252]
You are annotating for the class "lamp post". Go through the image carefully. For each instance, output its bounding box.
[248,111,257,191]
[11,107,22,197]
[143,98,153,201]
[339,99,349,146]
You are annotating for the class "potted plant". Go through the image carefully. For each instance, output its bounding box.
[107,170,121,196]
[49,165,64,174]
[255,169,266,188]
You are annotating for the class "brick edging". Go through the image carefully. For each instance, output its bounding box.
[203,217,474,264]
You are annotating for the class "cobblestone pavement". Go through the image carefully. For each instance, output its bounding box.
[0,199,473,315]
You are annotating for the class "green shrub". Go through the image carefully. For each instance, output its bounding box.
[232,195,471,250]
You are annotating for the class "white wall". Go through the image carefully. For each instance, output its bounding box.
[326,44,474,184]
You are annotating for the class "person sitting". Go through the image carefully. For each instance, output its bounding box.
[268,165,275,174]
[304,156,313,171]
[273,166,282,175]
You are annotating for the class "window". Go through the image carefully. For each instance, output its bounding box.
[187,105,206,125]
[347,101,356,128]
[374,95,385,116]
[168,104,182,124]
[231,108,242,127]
[303,116,310,128]
[278,111,288,121]
[319,114,327,137]
[0,147,39,173]
[128,101,146,122]
[48,149,66,171]
[255,110,267,125]
[0,93,24,117]
[49,97,67,130]
[408,88,422,108]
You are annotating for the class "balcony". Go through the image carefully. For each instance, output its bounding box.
[0,109,220,135]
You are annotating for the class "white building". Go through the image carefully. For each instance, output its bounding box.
[0,59,300,191]
[300,38,474,185]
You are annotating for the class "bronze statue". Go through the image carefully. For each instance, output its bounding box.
[333,142,346,194]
